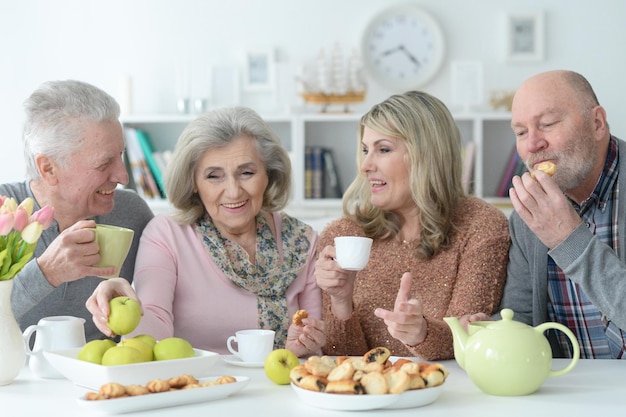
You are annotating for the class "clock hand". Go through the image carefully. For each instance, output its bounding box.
[379,45,402,57]
[399,45,421,67]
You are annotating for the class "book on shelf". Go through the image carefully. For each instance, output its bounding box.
[322,148,342,198]
[304,147,313,198]
[134,129,166,198]
[497,146,527,197]
[311,146,324,198]
[462,141,476,195]
[152,149,172,182]
[124,127,161,199]
[304,146,342,199]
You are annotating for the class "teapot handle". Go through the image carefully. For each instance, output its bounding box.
[535,322,580,377]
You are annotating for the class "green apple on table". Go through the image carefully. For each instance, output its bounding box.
[264,348,299,385]
[107,296,142,335]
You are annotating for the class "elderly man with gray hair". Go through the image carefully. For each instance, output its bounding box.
[0,80,153,342]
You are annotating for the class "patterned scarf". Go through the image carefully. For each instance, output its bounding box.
[195,212,311,348]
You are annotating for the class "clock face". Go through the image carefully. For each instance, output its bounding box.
[362,6,445,91]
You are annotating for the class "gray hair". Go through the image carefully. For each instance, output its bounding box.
[22,80,120,179]
[166,106,292,224]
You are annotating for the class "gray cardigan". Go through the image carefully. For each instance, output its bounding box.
[0,181,154,342]
[499,136,626,356]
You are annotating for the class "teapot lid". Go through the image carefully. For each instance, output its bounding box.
[483,309,531,330]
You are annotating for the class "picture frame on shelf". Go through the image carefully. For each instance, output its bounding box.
[243,49,275,92]
[505,11,544,62]
[211,65,240,107]
[450,61,484,112]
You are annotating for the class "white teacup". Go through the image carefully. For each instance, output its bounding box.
[226,329,275,363]
[334,236,373,271]
[23,316,86,379]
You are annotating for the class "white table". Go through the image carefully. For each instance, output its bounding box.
[2,358,625,416]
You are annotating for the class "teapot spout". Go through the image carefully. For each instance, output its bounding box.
[443,316,468,369]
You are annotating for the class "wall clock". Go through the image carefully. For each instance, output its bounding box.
[361,5,446,91]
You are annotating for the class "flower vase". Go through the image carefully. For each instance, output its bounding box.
[0,280,26,385]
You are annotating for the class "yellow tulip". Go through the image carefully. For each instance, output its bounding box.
[18,197,34,217]
[21,222,43,244]
[0,197,17,214]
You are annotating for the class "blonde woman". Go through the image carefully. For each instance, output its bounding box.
[314,91,510,360]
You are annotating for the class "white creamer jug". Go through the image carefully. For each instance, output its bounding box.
[22,315,86,378]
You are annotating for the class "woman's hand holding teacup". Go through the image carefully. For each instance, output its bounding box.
[316,245,428,346]
[286,317,327,357]
[374,272,428,347]
[314,245,358,320]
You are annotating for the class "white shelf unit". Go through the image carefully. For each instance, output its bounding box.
[292,113,361,206]
[120,111,513,217]
[454,111,515,200]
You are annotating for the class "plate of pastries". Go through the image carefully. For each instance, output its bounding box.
[77,373,249,414]
[290,347,448,411]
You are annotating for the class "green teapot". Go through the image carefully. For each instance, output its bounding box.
[444,309,580,396]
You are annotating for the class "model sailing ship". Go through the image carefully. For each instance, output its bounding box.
[298,44,367,112]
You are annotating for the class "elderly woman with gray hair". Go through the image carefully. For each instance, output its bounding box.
[87,107,325,358]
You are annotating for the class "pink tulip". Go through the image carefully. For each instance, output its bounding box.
[0,195,49,280]
[0,212,14,235]
[31,205,55,230]
[13,207,29,232]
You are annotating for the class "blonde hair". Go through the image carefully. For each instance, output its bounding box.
[343,91,465,259]
[165,107,292,224]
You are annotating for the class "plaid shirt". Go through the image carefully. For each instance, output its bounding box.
[547,136,625,359]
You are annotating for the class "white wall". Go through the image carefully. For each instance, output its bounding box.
[2,0,625,184]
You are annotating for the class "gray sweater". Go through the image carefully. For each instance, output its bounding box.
[0,181,154,342]
[500,136,626,356]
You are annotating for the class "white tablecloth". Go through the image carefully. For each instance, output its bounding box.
[2,358,624,416]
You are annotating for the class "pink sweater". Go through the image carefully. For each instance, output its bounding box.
[129,212,320,353]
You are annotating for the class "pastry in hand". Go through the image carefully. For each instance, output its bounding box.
[531,161,556,178]
[292,309,308,326]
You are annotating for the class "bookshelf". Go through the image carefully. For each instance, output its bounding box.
[120,111,514,218]
[453,111,515,200]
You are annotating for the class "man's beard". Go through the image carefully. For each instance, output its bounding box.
[525,128,597,193]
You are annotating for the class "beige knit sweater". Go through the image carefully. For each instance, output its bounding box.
[319,197,510,360]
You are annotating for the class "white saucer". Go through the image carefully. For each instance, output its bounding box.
[221,355,265,368]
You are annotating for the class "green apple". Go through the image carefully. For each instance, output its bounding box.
[77,339,116,364]
[118,338,154,362]
[264,348,299,385]
[101,346,146,366]
[107,296,142,335]
[153,337,195,361]
[132,334,157,349]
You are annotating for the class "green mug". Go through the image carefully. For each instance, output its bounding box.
[93,224,134,278]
